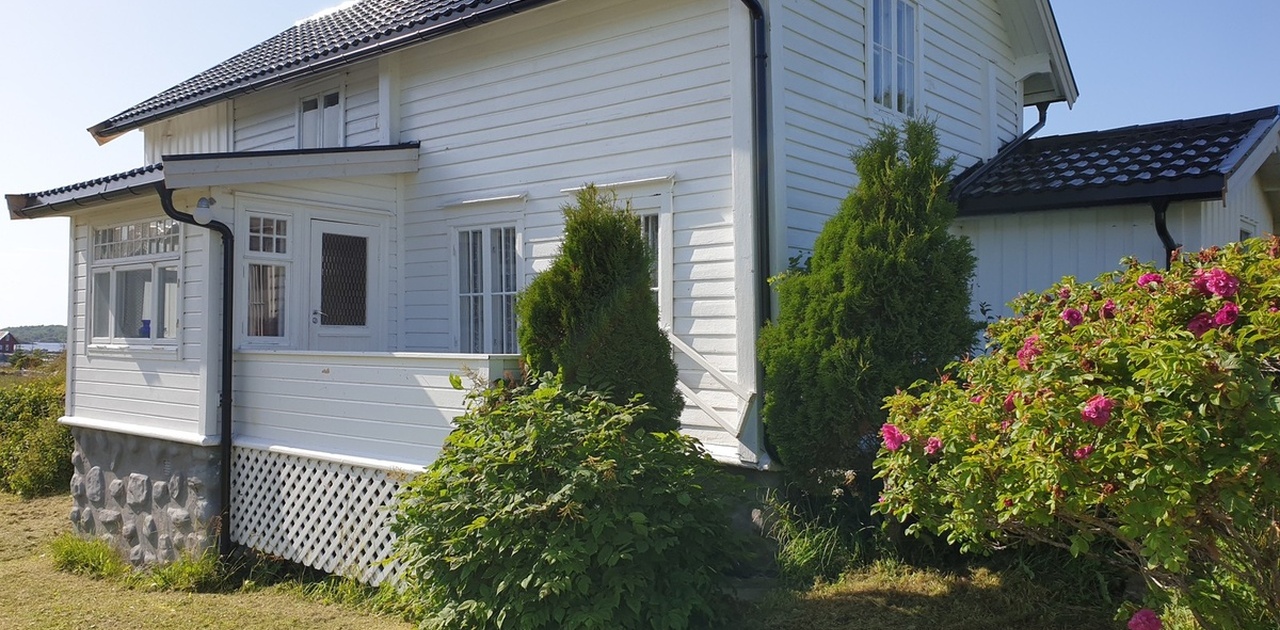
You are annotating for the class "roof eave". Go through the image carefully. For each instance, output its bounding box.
[88,0,567,143]
[1037,0,1078,107]
[957,177,1225,217]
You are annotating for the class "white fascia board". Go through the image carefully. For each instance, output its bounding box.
[162,145,420,188]
[1224,122,1280,201]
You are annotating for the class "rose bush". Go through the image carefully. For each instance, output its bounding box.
[876,238,1280,630]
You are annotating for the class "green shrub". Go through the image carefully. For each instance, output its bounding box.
[877,238,1280,630]
[0,375,69,497]
[392,376,744,630]
[759,120,980,490]
[516,186,682,432]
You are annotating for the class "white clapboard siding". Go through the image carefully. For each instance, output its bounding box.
[67,205,208,435]
[233,352,519,466]
[233,61,381,152]
[1208,176,1275,244]
[392,0,745,455]
[143,104,231,162]
[778,0,1021,264]
[953,201,1203,320]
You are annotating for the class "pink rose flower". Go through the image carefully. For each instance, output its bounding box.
[1193,268,1239,298]
[1081,394,1115,428]
[881,423,910,452]
[1128,608,1163,630]
[1003,391,1018,413]
[925,437,943,455]
[1061,307,1084,327]
[1212,302,1239,327]
[1137,273,1163,288]
[1017,335,1041,370]
[970,394,984,404]
[1101,299,1117,319]
[969,433,978,443]
[1073,445,1095,460]
[1058,286,1072,300]
[1187,312,1214,338]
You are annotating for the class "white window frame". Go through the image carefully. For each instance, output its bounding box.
[867,0,921,119]
[449,220,523,355]
[243,211,293,346]
[297,86,345,149]
[87,218,183,356]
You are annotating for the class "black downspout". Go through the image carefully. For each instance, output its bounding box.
[737,0,773,467]
[1152,198,1179,270]
[952,102,1050,201]
[156,184,236,560]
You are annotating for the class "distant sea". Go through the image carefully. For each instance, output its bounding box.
[16,342,65,353]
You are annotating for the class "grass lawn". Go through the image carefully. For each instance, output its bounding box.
[0,492,411,630]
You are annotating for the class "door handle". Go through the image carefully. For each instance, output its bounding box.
[312,309,325,324]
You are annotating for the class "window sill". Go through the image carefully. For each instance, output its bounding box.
[87,343,180,360]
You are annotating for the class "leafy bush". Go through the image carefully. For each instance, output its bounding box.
[0,375,69,497]
[759,120,980,490]
[516,186,682,432]
[877,238,1280,630]
[392,377,744,630]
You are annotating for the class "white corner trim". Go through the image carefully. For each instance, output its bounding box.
[232,437,428,473]
[58,415,220,447]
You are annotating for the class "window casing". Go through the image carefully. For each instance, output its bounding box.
[245,213,290,341]
[456,225,519,354]
[871,0,918,117]
[299,90,343,149]
[89,219,182,344]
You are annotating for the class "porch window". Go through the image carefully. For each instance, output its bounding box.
[457,226,518,354]
[300,90,342,149]
[90,219,181,342]
[638,212,660,303]
[871,0,918,116]
[246,214,290,339]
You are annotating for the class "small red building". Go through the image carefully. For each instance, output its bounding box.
[0,332,16,354]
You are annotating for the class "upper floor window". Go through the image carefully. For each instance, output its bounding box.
[871,0,918,116]
[300,90,342,149]
[90,219,181,343]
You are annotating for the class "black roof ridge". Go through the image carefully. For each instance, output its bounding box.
[1022,105,1280,148]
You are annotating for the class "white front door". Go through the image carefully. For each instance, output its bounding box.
[309,219,379,351]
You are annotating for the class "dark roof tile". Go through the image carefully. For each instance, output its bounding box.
[956,106,1280,215]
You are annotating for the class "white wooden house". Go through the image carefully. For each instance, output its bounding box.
[7,0,1075,581]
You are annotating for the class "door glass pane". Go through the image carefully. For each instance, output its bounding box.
[249,264,286,337]
[92,272,111,338]
[157,267,179,339]
[320,233,367,326]
[116,269,153,338]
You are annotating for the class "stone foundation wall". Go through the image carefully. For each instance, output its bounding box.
[68,427,222,566]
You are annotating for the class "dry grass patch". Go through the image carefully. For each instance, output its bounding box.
[745,559,1121,630]
[0,492,411,630]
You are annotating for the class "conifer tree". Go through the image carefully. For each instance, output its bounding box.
[759,120,980,488]
[517,186,683,432]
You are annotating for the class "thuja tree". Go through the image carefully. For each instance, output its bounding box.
[877,239,1280,630]
[517,186,682,432]
[759,120,980,489]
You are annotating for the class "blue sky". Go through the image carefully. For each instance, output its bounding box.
[1,0,1278,327]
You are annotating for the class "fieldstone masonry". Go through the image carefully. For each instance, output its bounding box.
[68,427,222,566]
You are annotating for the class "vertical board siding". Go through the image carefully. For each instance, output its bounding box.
[395,0,743,452]
[143,104,230,163]
[68,206,207,434]
[778,0,1019,260]
[954,202,1202,320]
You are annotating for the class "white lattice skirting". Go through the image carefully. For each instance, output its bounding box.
[231,446,412,585]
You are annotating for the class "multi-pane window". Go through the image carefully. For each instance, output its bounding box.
[639,213,660,303]
[246,214,289,338]
[872,0,917,116]
[90,219,181,342]
[458,226,518,354]
[300,90,342,149]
